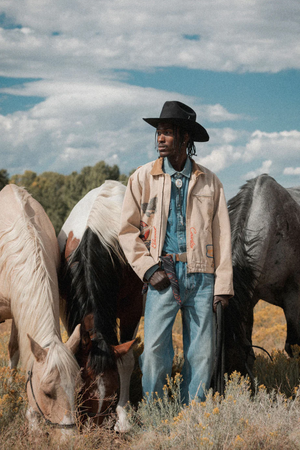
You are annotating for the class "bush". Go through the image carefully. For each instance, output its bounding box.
[253,346,300,398]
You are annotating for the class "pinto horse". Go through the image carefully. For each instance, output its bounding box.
[58,180,143,431]
[225,174,300,375]
[0,185,81,436]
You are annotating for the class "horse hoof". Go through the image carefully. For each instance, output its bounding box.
[114,420,131,433]
[114,406,131,433]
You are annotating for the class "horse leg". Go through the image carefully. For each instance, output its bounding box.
[282,281,300,357]
[115,313,142,432]
[9,319,19,369]
[115,350,135,432]
[244,300,257,375]
[225,292,257,377]
[115,287,144,432]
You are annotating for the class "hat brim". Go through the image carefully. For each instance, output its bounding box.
[143,117,209,142]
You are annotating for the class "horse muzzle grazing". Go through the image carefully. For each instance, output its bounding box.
[78,365,119,426]
[25,330,81,437]
[76,315,136,428]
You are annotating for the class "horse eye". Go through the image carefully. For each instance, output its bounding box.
[44,390,56,400]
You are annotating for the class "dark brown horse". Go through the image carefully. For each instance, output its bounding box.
[58,180,143,430]
[225,174,300,375]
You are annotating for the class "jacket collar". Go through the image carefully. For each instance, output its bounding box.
[150,157,204,178]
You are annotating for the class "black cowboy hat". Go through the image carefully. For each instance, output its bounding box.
[143,101,209,142]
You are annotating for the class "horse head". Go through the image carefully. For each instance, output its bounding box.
[25,325,81,437]
[76,314,136,426]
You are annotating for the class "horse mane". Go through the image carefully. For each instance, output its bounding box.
[0,187,78,381]
[60,181,126,373]
[42,337,79,386]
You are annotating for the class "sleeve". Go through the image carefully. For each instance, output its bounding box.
[212,179,234,297]
[144,264,160,281]
[119,173,159,281]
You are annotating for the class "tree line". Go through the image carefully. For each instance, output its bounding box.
[0,162,130,234]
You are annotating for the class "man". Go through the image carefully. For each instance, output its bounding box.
[119,101,233,403]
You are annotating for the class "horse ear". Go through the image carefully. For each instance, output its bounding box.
[27,334,47,363]
[65,324,81,354]
[112,339,137,359]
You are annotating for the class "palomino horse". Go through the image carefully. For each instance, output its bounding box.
[0,185,81,435]
[58,180,143,431]
[225,174,300,374]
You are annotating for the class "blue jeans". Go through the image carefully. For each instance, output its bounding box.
[140,263,215,404]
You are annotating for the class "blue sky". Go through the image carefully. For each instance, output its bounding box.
[0,1,300,200]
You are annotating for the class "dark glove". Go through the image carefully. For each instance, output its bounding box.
[149,269,171,291]
[213,295,231,313]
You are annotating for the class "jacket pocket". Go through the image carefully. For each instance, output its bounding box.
[193,194,214,226]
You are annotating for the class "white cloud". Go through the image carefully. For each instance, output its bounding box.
[197,145,242,172]
[202,104,243,123]
[0,0,300,78]
[244,160,273,179]
[243,130,300,162]
[0,77,243,175]
[2,78,298,182]
[283,167,300,175]
[190,127,300,180]
[0,0,299,197]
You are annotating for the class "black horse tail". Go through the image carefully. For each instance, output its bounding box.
[227,178,260,319]
[225,178,262,374]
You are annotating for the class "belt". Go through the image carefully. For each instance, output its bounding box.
[162,252,187,263]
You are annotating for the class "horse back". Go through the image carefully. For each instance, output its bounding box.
[0,184,60,269]
[58,181,127,335]
[229,174,300,304]
[0,184,61,357]
[246,175,300,237]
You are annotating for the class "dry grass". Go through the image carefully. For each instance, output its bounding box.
[252,300,286,354]
[1,302,300,449]
[128,372,300,450]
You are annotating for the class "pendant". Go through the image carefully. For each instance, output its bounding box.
[175,178,183,188]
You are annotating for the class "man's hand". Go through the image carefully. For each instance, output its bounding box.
[213,295,231,313]
[149,269,171,291]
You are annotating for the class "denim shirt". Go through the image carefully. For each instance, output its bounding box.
[144,157,192,281]
[162,156,192,254]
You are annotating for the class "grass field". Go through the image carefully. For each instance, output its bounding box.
[1,301,300,449]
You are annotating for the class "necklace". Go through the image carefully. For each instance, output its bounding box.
[175,178,182,188]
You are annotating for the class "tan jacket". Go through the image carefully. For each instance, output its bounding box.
[119,157,234,296]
